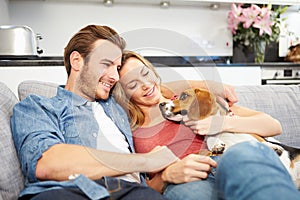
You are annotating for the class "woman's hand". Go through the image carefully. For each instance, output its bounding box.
[183,115,226,136]
[161,154,217,184]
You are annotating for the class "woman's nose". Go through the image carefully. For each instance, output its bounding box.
[141,81,152,90]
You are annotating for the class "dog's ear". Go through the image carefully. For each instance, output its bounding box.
[188,88,214,120]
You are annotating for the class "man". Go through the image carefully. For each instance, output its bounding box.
[11,24,241,200]
[11,25,177,200]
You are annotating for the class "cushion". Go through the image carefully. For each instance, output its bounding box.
[0,82,24,200]
[18,80,58,100]
[236,85,300,147]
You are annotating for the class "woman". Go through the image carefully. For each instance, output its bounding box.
[113,51,283,199]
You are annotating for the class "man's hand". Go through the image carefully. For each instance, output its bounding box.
[161,154,217,184]
[205,80,238,109]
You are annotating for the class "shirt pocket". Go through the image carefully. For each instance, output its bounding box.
[60,121,81,144]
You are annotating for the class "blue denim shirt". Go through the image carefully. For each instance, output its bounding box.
[11,86,137,199]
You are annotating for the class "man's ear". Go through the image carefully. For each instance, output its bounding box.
[70,51,84,72]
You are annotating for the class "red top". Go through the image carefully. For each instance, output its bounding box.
[133,120,207,159]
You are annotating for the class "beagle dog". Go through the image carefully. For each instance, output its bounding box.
[159,88,300,189]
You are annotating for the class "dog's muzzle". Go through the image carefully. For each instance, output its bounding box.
[159,101,185,122]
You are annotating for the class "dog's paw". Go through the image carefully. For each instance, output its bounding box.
[211,142,226,154]
[263,142,284,156]
[207,137,226,154]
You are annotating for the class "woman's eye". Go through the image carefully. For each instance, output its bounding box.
[142,70,149,76]
[127,83,137,90]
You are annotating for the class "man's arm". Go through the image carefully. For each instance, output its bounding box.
[36,144,178,181]
[11,96,177,182]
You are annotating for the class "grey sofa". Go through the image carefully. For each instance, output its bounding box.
[1,80,300,200]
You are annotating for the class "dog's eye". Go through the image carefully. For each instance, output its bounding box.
[179,93,188,100]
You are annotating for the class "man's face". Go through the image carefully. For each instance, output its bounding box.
[76,40,122,101]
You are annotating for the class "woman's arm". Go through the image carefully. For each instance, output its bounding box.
[184,105,282,137]
[223,105,282,137]
[161,80,238,108]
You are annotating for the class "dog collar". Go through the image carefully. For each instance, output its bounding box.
[170,95,178,100]
[228,109,234,117]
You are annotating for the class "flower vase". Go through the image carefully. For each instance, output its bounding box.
[254,41,266,63]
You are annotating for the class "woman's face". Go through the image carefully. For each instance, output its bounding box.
[119,57,161,108]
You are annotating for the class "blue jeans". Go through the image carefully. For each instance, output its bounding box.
[164,142,300,200]
[163,156,219,200]
[20,177,166,200]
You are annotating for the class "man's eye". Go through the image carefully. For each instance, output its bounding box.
[179,93,188,100]
[101,62,110,67]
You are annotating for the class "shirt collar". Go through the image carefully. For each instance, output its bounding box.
[57,86,89,106]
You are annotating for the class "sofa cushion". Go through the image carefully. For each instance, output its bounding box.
[0,82,24,200]
[236,85,300,147]
[18,80,58,100]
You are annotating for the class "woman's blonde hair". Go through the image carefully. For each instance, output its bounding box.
[113,50,161,130]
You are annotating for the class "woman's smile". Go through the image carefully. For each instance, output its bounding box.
[144,86,155,97]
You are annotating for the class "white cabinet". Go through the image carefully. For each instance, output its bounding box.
[155,66,261,86]
[217,66,261,86]
[0,66,67,95]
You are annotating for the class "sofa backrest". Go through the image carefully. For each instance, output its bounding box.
[0,82,24,200]
[236,85,300,147]
[18,80,300,148]
[18,80,58,100]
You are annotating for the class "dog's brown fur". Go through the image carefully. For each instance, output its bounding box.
[170,88,226,120]
[160,88,300,188]
[166,88,266,142]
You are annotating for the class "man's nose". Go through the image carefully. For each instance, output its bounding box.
[108,66,120,81]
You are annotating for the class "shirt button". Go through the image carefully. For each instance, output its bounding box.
[92,132,97,137]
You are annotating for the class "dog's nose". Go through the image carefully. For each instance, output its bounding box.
[159,102,166,107]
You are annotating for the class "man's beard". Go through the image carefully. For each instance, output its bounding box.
[76,65,99,100]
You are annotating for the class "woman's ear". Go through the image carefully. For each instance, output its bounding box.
[70,51,83,72]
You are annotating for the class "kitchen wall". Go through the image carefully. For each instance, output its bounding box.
[0,0,9,25]
[6,0,232,57]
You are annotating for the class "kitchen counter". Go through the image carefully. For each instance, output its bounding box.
[0,56,64,66]
[0,56,300,67]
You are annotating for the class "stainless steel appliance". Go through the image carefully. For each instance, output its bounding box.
[261,66,300,85]
[0,25,43,57]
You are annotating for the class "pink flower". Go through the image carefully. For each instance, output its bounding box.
[231,3,243,18]
[240,5,261,29]
[227,3,285,46]
[227,13,239,34]
[260,7,271,18]
[253,14,273,36]
[227,4,243,34]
